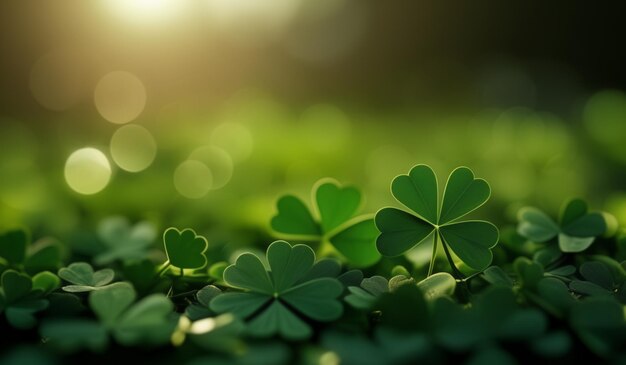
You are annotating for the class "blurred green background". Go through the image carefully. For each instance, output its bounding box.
[1,0,625,254]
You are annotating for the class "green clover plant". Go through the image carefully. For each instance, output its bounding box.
[95,216,157,265]
[271,178,381,267]
[517,198,607,253]
[0,270,50,329]
[376,165,499,275]
[210,240,343,340]
[58,262,115,292]
[40,282,177,351]
[0,229,62,275]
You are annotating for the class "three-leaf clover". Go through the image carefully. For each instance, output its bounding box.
[58,262,115,292]
[163,228,208,270]
[375,165,499,273]
[40,282,177,350]
[0,270,49,329]
[210,240,343,340]
[517,198,607,253]
[271,179,381,267]
[95,216,157,265]
[569,260,626,303]
[0,229,62,275]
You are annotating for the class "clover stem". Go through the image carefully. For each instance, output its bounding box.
[439,231,465,280]
[156,260,171,277]
[427,232,438,277]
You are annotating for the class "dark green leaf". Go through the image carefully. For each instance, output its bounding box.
[439,221,498,271]
[163,228,208,269]
[270,195,321,237]
[390,164,439,224]
[439,167,491,224]
[375,207,434,257]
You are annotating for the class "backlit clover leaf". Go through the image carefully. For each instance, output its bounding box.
[375,165,499,274]
[58,262,115,292]
[40,282,177,351]
[94,216,157,265]
[517,198,607,253]
[0,229,62,275]
[162,228,208,271]
[270,178,381,267]
[210,240,343,340]
[0,270,51,329]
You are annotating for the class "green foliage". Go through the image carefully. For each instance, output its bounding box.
[0,270,49,329]
[58,262,115,292]
[41,282,177,350]
[0,229,62,275]
[163,227,209,269]
[271,179,381,267]
[2,166,626,364]
[211,240,343,339]
[95,216,157,265]
[517,198,608,252]
[376,165,499,272]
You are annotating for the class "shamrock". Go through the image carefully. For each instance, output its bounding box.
[58,262,115,292]
[270,178,381,267]
[569,260,626,303]
[0,229,62,275]
[94,216,157,265]
[0,270,49,329]
[40,282,177,350]
[375,165,499,273]
[210,240,344,340]
[162,228,208,270]
[517,198,607,253]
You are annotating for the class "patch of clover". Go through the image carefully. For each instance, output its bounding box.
[0,228,62,275]
[94,216,157,265]
[210,240,343,340]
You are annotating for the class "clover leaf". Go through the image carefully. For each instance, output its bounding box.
[0,270,49,329]
[517,198,607,253]
[375,165,499,273]
[569,260,626,303]
[163,228,208,270]
[58,262,115,292]
[95,216,157,265]
[270,179,381,267]
[0,229,62,275]
[210,240,343,340]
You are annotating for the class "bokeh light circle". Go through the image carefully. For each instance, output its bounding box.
[64,148,112,195]
[174,160,213,199]
[110,124,157,172]
[94,71,147,124]
[210,122,253,162]
[189,146,234,189]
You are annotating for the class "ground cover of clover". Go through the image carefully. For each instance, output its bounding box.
[1,164,625,365]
